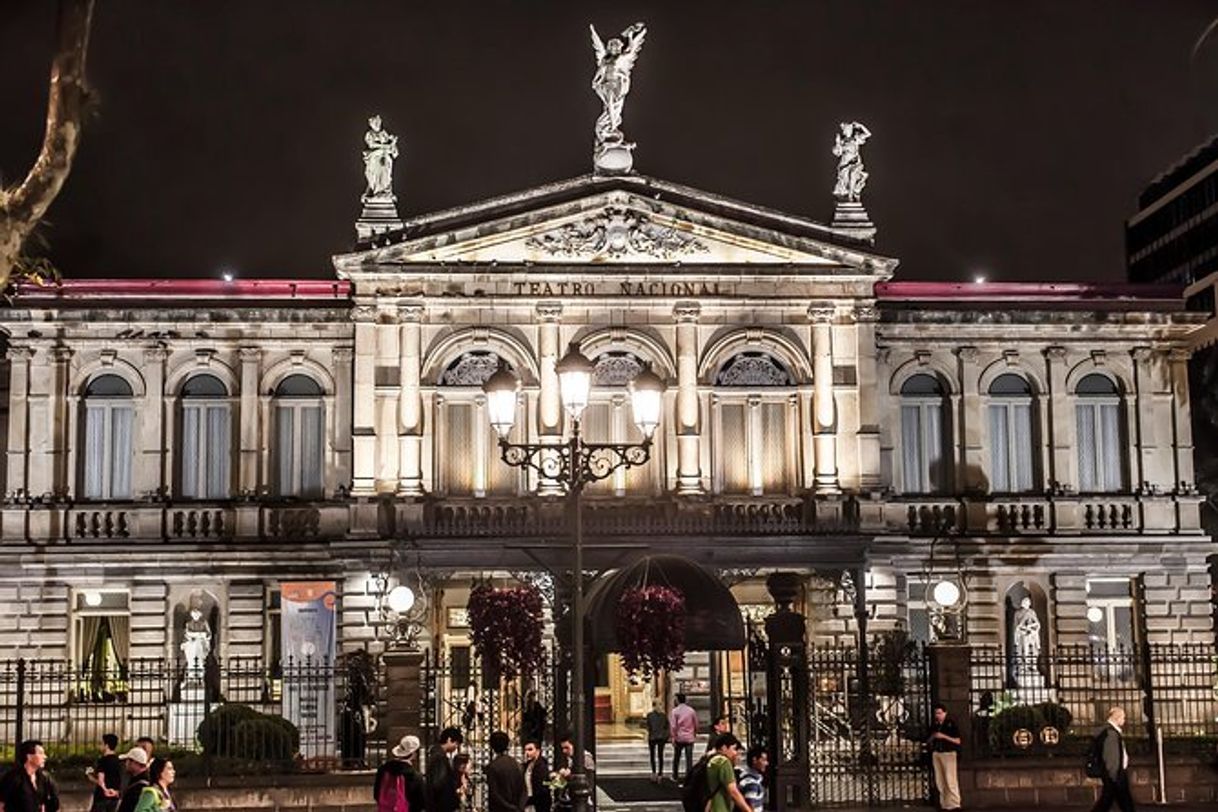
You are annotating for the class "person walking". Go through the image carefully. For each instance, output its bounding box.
[1089,707,1136,812]
[669,693,698,783]
[87,734,121,812]
[704,716,731,753]
[522,741,550,812]
[426,727,464,812]
[131,759,175,812]
[0,740,60,812]
[521,692,547,746]
[735,746,767,812]
[115,748,151,812]
[645,701,670,781]
[374,735,428,812]
[703,734,753,812]
[485,731,526,812]
[927,704,962,811]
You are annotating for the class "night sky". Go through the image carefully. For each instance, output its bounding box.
[3,1,1218,283]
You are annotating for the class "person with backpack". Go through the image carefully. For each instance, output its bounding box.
[927,704,962,810]
[375,735,428,812]
[681,734,751,812]
[1087,706,1136,812]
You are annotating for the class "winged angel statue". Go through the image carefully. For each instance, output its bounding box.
[590,22,647,168]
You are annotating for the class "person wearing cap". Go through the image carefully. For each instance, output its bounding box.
[374,735,427,812]
[115,748,150,812]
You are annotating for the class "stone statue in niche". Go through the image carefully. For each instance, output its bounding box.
[1011,595,1044,688]
[180,607,212,684]
[173,589,220,698]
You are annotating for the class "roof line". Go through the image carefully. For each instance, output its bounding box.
[875,281,1184,301]
[14,279,352,300]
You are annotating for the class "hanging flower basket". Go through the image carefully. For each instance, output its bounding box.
[467,582,544,679]
[616,585,686,676]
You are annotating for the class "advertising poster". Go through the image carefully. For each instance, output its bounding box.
[280,581,337,759]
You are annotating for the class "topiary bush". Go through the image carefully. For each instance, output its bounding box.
[198,703,262,757]
[1036,701,1073,732]
[989,704,1040,750]
[197,703,299,762]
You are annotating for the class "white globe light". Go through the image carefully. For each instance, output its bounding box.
[83,590,103,607]
[932,580,961,608]
[387,585,415,614]
[1086,606,1104,624]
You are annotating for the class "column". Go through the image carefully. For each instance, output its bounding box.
[375,306,400,492]
[954,347,983,492]
[137,346,168,499]
[47,346,74,498]
[351,304,378,495]
[1131,347,1154,492]
[398,304,425,496]
[332,346,354,489]
[5,346,34,497]
[853,304,883,491]
[238,347,261,496]
[673,302,704,494]
[808,303,839,493]
[1043,346,1071,491]
[536,302,564,496]
[1168,349,1195,491]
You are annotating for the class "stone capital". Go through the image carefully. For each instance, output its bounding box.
[536,301,563,321]
[5,345,36,363]
[1043,345,1067,362]
[673,301,701,322]
[1168,348,1192,363]
[332,346,355,363]
[352,303,378,322]
[397,304,425,323]
[807,302,836,324]
[238,346,262,364]
[1130,346,1153,363]
[142,346,170,364]
[50,345,75,363]
[852,303,880,323]
[954,345,979,364]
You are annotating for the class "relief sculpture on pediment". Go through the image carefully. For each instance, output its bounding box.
[525,207,707,260]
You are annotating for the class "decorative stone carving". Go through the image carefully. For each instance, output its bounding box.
[356,114,404,241]
[589,22,647,174]
[1044,346,1067,362]
[955,346,979,364]
[852,304,879,323]
[397,304,425,323]
[526,207,706,259]
[1011,596,1044,689]
[832,121,871,202]
[352,304,378,321]
[716,352,793,387]
[440,351,507,387]
[535,301,563,321]
[673,301,701,322]
[593,352,645,387]
[807,303,836,323]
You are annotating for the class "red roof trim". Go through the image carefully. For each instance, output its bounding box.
[875,281,1184,301]
[15,279,352,300]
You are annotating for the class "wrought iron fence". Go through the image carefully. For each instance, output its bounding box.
[969,644,1218,759]
[806,642,933,807]
[0,656,385,774]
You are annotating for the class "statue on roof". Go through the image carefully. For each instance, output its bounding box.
[832,121,871,203]
[362,114,399,202]
[590,22,647,174]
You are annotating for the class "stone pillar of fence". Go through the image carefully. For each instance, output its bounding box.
[928,643,972,757]
[765,572,809,812]
[383,649,426,746]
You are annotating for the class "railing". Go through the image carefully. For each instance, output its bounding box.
[0,656,383,774]
[412,495,858,538]
[968,644,1218,759]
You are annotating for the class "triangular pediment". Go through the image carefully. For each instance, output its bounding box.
[334,175,897,276]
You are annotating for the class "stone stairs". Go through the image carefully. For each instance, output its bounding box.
[595,738,656,776]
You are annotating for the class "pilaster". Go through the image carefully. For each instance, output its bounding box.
[397,305,425,496]
[4,346,34,498]
[351,303,378,495]
[1043,346,1071,491]
[138,346,169,499]
[237,347,262,496]
[955,347,983,493]
[1168,349,1195,491]
[808,303,839,493]
[673,302,704,494]
[1130,347,1155,492]
[853,303,882,491]
[375,305,401,493]
[536,302,564,496]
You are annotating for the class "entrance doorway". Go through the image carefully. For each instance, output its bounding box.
[593,653,665,741]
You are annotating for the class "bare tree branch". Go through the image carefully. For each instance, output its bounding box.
[0,0,96,289]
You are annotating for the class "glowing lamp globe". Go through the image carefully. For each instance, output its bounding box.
[932,580,961,608]
[1086,606,1104,624]
[83,590,103,607]
[482,362,520,439]
[387,585,416,614]
[555,343,595,420]
[628,364,666,439]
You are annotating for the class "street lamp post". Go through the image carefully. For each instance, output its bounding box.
[484,343,665,812]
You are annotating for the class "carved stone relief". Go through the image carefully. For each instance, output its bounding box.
[525,208,706,260]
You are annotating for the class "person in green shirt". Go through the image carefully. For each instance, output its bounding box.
[706,734,752,812]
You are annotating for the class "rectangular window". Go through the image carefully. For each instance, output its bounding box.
[84,404,134,499]
[901,401,944,493]
[181,403,231,499]
[583,397,658,496]
[276,403,324,497]
[73,590,131,701]
[440,400,517,497]
[1076,402,1123,492]
[716,399,793,495]
[988,402,1033,493]
[1086,578,1138,681]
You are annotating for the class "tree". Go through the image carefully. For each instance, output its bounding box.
[0,0,95,289]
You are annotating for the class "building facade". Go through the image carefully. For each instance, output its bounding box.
[1,171,1213,732]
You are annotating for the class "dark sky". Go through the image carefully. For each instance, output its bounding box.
[3,1,1218,283]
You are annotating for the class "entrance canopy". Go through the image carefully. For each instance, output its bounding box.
[584,554,746,651]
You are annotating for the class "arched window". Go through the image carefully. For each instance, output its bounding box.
[585,352,658,496]
[900,374,948,494]
[1075,373,1124,493]
[713,352,796,495]
[988,373,1036,493]
[274,374,324,498]
[179,374,231,499]
[436,352,517,497]
[82,374,134,500]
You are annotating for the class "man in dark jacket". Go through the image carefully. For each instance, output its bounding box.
[645,701,670,781]
[114,748,150,812]
[374,735,428,812]
[0,740,60,812]
[522,740,550,812]
[1090,707,1136,812]
[426,727,463,812]
[485,731,526,812]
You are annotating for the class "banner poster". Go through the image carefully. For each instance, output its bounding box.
[280,581,337,759]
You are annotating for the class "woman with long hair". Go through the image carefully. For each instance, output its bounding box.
[132,758,175,812]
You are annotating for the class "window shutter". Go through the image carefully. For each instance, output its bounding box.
[720,403,748,494]
[446,403,474,494]
[761,402,789,493]
[276,406,295,496]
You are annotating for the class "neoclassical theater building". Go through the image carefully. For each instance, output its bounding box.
[0,147,1213,728]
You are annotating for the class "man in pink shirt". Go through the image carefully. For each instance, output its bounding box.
[669,693,698,782]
